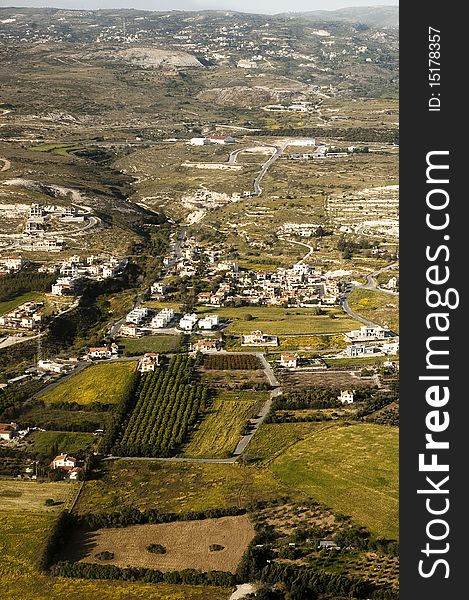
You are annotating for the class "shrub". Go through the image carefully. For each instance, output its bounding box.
[147,544,166,554]
[95,551,114,561]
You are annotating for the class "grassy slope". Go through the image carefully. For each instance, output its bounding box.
[0,512,230,600]
[246,422,326,462]
[0,480,77,513]
[181,391,267,458]
[348,288,399,334]
[270,423,399,539]
[76,460,287,515]
[0,292,43,315]
[40,362,137,405]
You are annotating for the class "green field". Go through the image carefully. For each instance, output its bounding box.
[31,142,85,156]
[181,391,267,458]
[348,288,399,334]
[0,292,43,315]
[270,423,399,539]
[246,422,325,463]
[120,335,182,356]
[76,459,287,515]
[0,512,230,600]
[0,480,77,513]
[200,306,360,335]
[40,362,137,405]
[26,431,96,456]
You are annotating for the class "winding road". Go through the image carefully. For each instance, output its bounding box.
[341,262,399,328]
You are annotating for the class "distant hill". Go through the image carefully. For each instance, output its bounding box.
[278,6,399,28]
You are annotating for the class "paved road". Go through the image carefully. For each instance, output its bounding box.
[253,144,284,196]
[341,261,399,328]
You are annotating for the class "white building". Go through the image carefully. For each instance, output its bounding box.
[0,256,24,272]
[51,277,78,296]
[179,313,198,331]
[0,423,17,441]
[190,137,211,145]
[288,138,316,147]
[50,454,77,469]
[345,325,393,342]
[37,360,73,374]
[338,390,355,404]
[151,282,166,296]
[198,315,220,330]
[280,353,298,368]
[120,323,144,337]
[126,307,149,325]
[242,330,279,347]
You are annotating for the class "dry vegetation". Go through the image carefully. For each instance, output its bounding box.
[66,515,254,573]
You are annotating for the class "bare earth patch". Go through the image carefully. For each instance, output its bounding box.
[68,515,254,573]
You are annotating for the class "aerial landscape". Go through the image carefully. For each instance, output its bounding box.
[0,4,399,599]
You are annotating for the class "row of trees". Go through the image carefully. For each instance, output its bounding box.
[113,355,207,457]
[50,561,235,587]
[73,505,247,531]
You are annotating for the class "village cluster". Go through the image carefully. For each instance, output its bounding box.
[48,255,128,296]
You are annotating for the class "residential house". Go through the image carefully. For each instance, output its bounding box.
[242,330,279,347]
[197,291,212,304]
[50,454,77,469]
[120,323,144,337]
[88,346,112,360]
[0,423,17,441]
[190,339,221,353]
[138,353,160,373]
[345,325,393,342]
[198,315,220,330]
[179,313,198,331]
[338,390,355,404]
[280,353,298,368]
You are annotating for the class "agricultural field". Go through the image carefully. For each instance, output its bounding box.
[75,460,287,515]
[245,422,326,463]
[182,390,268,459]
[0,512,231,600]
[120,335,182,356]
[39,362,137,405]
[348,288,400,333]
[201,306,360,335]
[203,353,261,370]
[0,480,77,513]
[278,334,347,351]
[200,367,267,388]
[66,515,254,573]
[24,431,96,456]
[18,402,112,433]
[114,356,207,457]
[281,369,377,390]
[270,423,399,539]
